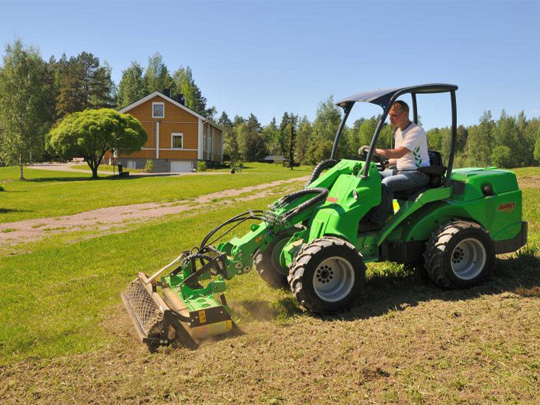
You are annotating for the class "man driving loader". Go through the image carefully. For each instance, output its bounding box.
[360,100,430,231]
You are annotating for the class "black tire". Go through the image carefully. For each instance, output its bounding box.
[424,220,495,289]
[287,237,366,314]
[254,232,294,288]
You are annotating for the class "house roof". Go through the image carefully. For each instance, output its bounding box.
[119,91,222,130]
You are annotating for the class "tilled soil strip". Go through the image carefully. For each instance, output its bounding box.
[0,176,308,247]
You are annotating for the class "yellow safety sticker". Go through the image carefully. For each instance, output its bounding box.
[393,200,400,214]
[199,310,206,324]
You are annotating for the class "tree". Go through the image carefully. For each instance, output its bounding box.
[0,39,49,180]
[283,113,298,169]
[295,117,312,164]
[172,65,214,118]
[426,128,442,151]
[145,53,173,94]
[305,97,342,164]
[467,111,495,167]
[117,61,147,108]
[219,112,239,164]
[491,145,513,168]
[47,109,147,178]
[242,114,266,161]
[56,52,115,120]
[262,117,281,161]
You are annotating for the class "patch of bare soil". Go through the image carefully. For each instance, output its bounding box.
[517,175,540,189]
[0,177,308,248]
[2,259,540,404]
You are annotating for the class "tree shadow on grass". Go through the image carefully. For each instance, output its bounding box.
[25,173,184,183]
[0,208,31,214]
[25,175,144,183]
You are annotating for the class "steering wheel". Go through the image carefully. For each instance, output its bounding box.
[358,146,388,171]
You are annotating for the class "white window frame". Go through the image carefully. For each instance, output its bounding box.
[171,133,184,150]
[152,102,165,119]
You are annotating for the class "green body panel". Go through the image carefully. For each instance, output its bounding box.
[387,168,522,244]
[308,169,380,243]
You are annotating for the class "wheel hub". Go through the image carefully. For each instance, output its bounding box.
[450,238,487,280]
[312,256,355,302]
[316,265,334,284]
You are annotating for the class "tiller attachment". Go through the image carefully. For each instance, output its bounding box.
[122,248,236,347]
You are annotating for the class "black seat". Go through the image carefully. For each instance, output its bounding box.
[393,151,447,200]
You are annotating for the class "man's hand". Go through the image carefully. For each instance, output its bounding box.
[358,145,370,158]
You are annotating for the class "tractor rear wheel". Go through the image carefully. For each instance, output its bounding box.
[288,237,366,314]
[254,232,294,288]
[424,221,495,289]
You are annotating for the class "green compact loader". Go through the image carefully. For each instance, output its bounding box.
[122,84,527,347]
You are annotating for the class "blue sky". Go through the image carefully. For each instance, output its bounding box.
[1,1,539,129]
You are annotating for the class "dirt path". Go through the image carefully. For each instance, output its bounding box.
[0,176,308,248]
[27,162,228,176]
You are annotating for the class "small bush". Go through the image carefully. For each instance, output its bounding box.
[144,159,154,173]
[197,161,207,172]
[0,185,5,192]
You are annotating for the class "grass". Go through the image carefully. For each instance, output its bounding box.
[0,163,311,223]
[0,164,539,402]
[0,195,286,363]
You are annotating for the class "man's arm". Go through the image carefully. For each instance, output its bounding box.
[375,146,410,159]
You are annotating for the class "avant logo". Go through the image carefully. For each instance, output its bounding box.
[497,202,515,213]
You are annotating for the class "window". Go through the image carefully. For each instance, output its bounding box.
[152,102,165,118]
[171,133,183,149]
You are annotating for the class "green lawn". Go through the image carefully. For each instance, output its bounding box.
[0,163,311,223]
[0,166,538,403]
[0,195,288,363]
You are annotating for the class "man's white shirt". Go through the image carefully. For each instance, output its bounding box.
[395,122,430,171]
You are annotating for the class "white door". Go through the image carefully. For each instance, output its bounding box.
[170,161,192,173]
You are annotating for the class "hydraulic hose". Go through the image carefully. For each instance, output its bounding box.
[305,159,338,186]
[278,187,328,223]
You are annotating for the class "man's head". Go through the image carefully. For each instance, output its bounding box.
[389,100,410,130]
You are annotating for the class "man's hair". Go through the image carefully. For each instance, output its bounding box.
[391,100,409,115]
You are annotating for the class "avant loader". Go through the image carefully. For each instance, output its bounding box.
[122,84,527,347]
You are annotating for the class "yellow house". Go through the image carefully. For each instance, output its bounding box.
[115,91,223,172]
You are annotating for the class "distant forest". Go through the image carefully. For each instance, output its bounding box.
[1,39,539,169]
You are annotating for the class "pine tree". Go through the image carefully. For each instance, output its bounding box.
[284,113,298,169]
[55,52,115,120]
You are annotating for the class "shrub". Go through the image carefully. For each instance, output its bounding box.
[197,161,207,172]
[0,185,4,191]
[144,159,154,173]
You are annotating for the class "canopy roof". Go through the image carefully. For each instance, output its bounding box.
[336,83,458,108]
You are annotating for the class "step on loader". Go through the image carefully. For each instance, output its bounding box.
[122,84,527,347]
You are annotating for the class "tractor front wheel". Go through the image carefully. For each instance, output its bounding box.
[288,237,366,314]
[254,232,294,288]
[424,221,495,289]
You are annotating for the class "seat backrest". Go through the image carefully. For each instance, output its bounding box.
[428,150,443,167]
